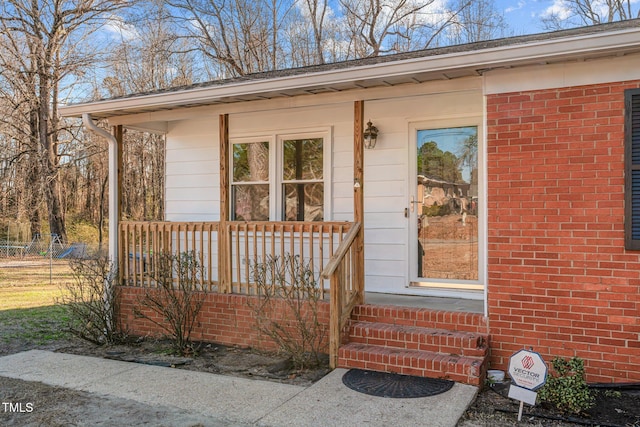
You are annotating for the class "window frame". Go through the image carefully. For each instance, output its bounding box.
[624,88,640,250]
[230,129,331,222]
[230,138,272,221]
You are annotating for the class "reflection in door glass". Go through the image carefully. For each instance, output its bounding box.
[417,127,478,281]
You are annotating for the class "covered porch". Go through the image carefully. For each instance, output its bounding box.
[108,102,371,370]
[83,92,489,385]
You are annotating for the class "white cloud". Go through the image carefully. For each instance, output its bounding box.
[103,16,139,42]
[505,1,526,14]
[540,0,572,20]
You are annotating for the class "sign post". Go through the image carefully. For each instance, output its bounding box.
[507,349,548,421]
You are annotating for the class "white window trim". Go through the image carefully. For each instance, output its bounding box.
[229,136,274,221]
[407,115,486,294]
[230,128,332,221]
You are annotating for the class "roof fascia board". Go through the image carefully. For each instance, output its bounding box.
[109,77,482,126]
[60,27,640,118]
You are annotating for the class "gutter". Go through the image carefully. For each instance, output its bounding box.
[82,114,119,266]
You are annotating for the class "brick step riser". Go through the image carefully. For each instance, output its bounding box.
[352,306,488,334]
[348,323,489,358]
[338,344,486,386]
[347,335,487,358]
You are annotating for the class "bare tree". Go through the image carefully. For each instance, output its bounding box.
[99,0,196,221]
[302,0,329,64]
[0,0,129,242]
[339,0,476,57]
[447,0,507,44]
[167,0,301,77]
[541,0,639,29]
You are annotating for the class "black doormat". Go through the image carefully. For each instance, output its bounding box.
[342,369,454,398]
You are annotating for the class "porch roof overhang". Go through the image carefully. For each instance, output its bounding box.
[60,20,640,127]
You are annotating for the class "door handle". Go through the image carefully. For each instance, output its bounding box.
[410,196,420,212]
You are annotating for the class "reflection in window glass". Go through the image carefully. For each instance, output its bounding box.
[232,141,269,220]
[283,183,324,221]
[283,139,323,181]
[230,137,325,221]
[416,126,478,281]
[232,184,269,221]
[233,142,269,182]
[282,138,324,221]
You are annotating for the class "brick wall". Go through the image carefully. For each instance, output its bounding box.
[487,80,640,382]
[118,287,330,354]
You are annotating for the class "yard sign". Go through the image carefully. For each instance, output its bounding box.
[507,349,548,421]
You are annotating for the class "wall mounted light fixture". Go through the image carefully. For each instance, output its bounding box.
[363,120,378,149]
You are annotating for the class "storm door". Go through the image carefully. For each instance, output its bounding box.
[411,125,482,292]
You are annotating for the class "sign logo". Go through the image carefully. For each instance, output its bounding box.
[521,355,534,369]
[508,349,548,391]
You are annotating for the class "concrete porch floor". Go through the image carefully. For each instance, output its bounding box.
[363,292,484,314]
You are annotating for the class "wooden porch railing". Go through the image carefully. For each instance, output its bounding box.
[225,221,353,296]
[119,221,354,293]
[120,220,360,366]
[119,221,219,289]
[320,222,361,369]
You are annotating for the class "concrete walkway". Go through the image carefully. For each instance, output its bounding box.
[0,350,477,426]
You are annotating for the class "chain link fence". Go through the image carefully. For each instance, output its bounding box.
[0,234,100,260]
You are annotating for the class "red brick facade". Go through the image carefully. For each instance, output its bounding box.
[487,80,640,382]
[118,287,330,353]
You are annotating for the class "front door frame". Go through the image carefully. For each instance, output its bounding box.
[406,115,486,300]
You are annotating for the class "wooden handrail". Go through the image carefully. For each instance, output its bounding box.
[323,221,362,369]
[321,222,361,279]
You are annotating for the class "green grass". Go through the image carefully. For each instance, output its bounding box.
[0,305,70,344]
[0,261,74,345]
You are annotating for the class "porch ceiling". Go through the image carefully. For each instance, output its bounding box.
[59,21,640,126]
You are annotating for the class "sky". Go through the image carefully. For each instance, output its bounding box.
[496,0,557,35]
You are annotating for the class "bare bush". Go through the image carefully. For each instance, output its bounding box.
[61,255,126,345]
[134,251,207,355]
[250,254,327,369]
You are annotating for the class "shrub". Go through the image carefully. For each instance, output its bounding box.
[538,356,594,414]
[250,254,326,370]
[134,251,207,355]
[61,255,126,345]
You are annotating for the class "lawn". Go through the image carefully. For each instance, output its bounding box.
[0,260,73,346]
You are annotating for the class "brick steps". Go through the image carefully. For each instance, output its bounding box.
[348,321,488,358]
[338,304,490,386]
[351,305,488,333]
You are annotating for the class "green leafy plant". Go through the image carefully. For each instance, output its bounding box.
[538,356,594,414]
[134,251,207,355]
[250,254,327,370]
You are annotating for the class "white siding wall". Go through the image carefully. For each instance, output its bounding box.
[165,119,219,221]
[162,80,483,294]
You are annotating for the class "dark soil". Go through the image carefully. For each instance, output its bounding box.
[53,337,330,387]
[458,381,640,427]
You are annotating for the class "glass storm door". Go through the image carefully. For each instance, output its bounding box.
[413,126,479,287]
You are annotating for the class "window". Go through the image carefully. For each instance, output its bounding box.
[231,141,270,221]
[282,138,324,221]
[625,89,640,250]
[231,133,327,221]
